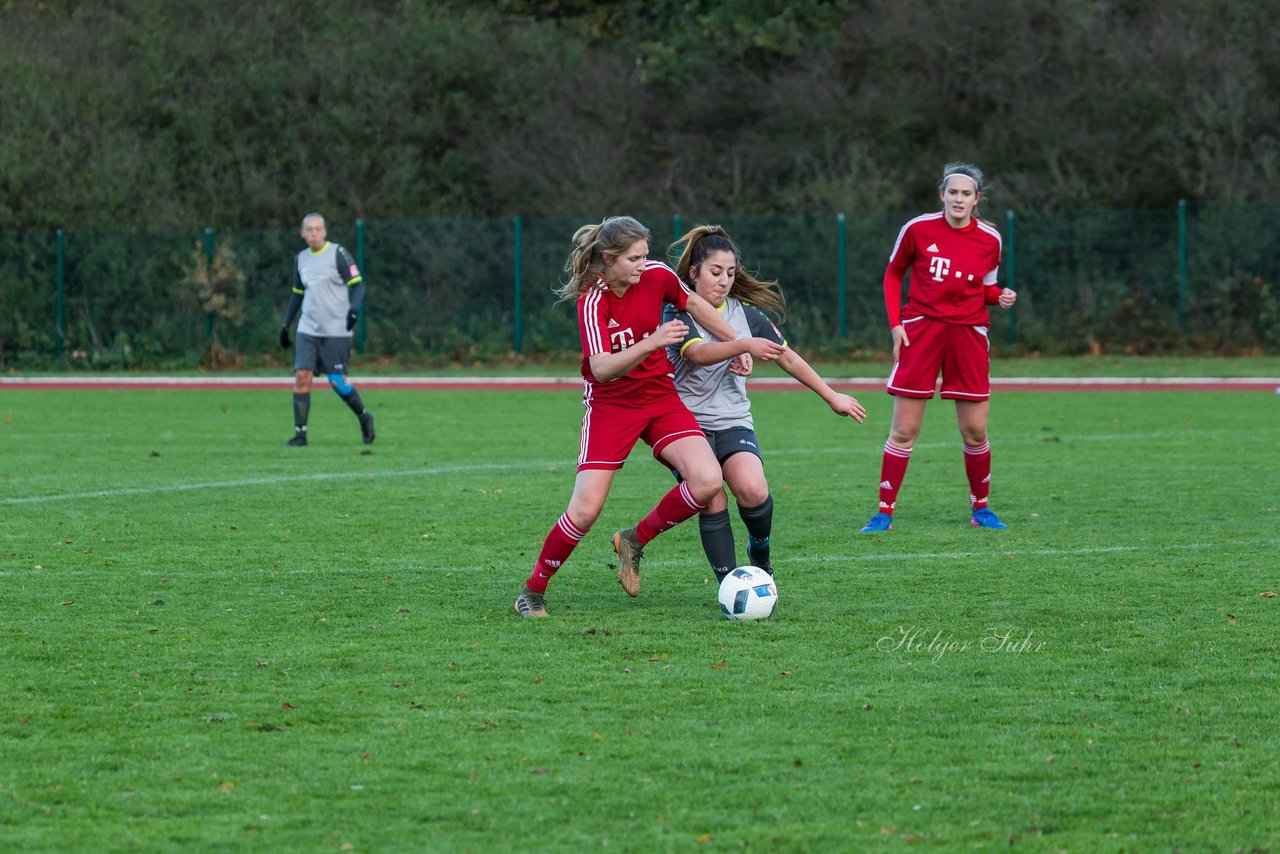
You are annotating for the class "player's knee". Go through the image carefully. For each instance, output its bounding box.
[685,470,724,504]
[734,480,770,508]
[702,489,730,515]
[889,427,918,446]
[565,506,600,532]
[327,373,353,395]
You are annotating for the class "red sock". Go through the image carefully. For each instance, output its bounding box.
[877,441,913,515]
[964,440,992,510]
[636,481,705,544]
[525,513,587,593]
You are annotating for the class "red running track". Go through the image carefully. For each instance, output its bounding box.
[1,377,1277,392]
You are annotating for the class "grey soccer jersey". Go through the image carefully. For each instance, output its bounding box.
[665,298,787,431]
[294,242,363,337]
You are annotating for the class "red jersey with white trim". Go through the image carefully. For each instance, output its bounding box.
[578,260,692,406]
[886,212,1002,326]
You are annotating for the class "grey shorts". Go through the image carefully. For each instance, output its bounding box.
[295,333,352,375]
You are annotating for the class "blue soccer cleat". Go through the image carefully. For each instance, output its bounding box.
[970,508,1007,529]
[860,512,894,533]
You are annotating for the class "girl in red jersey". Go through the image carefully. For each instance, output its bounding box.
[860,163,1018,533]
[515,216,785,618]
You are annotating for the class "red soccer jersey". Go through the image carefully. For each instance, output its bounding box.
[578,260,692,406]
[885,212,1003,326]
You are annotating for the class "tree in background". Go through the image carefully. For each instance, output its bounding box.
[180,240,246,369]
[0,0,1276,228]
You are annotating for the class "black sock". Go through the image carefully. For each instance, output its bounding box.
[738,495,773,564]
[292,392,310,431]
[698,509,736,580]
[339,387,365,416]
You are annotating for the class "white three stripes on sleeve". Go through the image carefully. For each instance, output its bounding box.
[583,289,604,355]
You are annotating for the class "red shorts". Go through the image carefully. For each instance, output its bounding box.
[887,316,991,400]
[578,392,705,471]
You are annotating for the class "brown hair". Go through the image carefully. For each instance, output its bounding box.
[669,225,787,320]
[938,162,989,218]
[555,216,651,302]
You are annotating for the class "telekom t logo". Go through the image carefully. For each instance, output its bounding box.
[610,327,636,351]
[929,256,951,282]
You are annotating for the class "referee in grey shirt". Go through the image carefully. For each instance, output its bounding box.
[279,212,374,447]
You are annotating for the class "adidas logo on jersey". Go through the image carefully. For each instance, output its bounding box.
[607,319,620,328]
[926,243,939,253]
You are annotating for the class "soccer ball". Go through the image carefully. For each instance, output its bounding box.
[717,566,777,620]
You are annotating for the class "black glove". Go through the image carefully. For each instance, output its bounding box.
[346,309,359,331]
[279,326,291,349]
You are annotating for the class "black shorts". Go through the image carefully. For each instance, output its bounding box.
[704,425,764,464]
[295,333,352,375]
[671,425,763,485]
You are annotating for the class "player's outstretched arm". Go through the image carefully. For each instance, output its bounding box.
[686,294,782,360]
[777,348,866,423]
[682,294,784,374]
[684,336,785,367]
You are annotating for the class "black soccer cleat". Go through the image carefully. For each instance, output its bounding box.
[747,536,773,576]
[286,430,308,447]
[359,411,375,444]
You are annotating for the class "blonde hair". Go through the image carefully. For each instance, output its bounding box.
[669,225,787,321]
[555,216,651,302]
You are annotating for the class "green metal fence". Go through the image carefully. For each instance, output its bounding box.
[1,204,1277,369]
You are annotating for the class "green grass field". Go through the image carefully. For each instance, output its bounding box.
[2,378,1278,850]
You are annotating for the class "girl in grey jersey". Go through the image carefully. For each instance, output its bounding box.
[279,213,374,446]
[665,225,867,580]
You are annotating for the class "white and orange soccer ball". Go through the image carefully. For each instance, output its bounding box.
[717,566,777,620]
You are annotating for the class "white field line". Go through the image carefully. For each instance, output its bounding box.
[5,535,1274,581]
[769,540,1280,565]
[591,538,1280,569]
[95,538,1272,578]
[0,461,557,505]
[2,426,1273,506]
